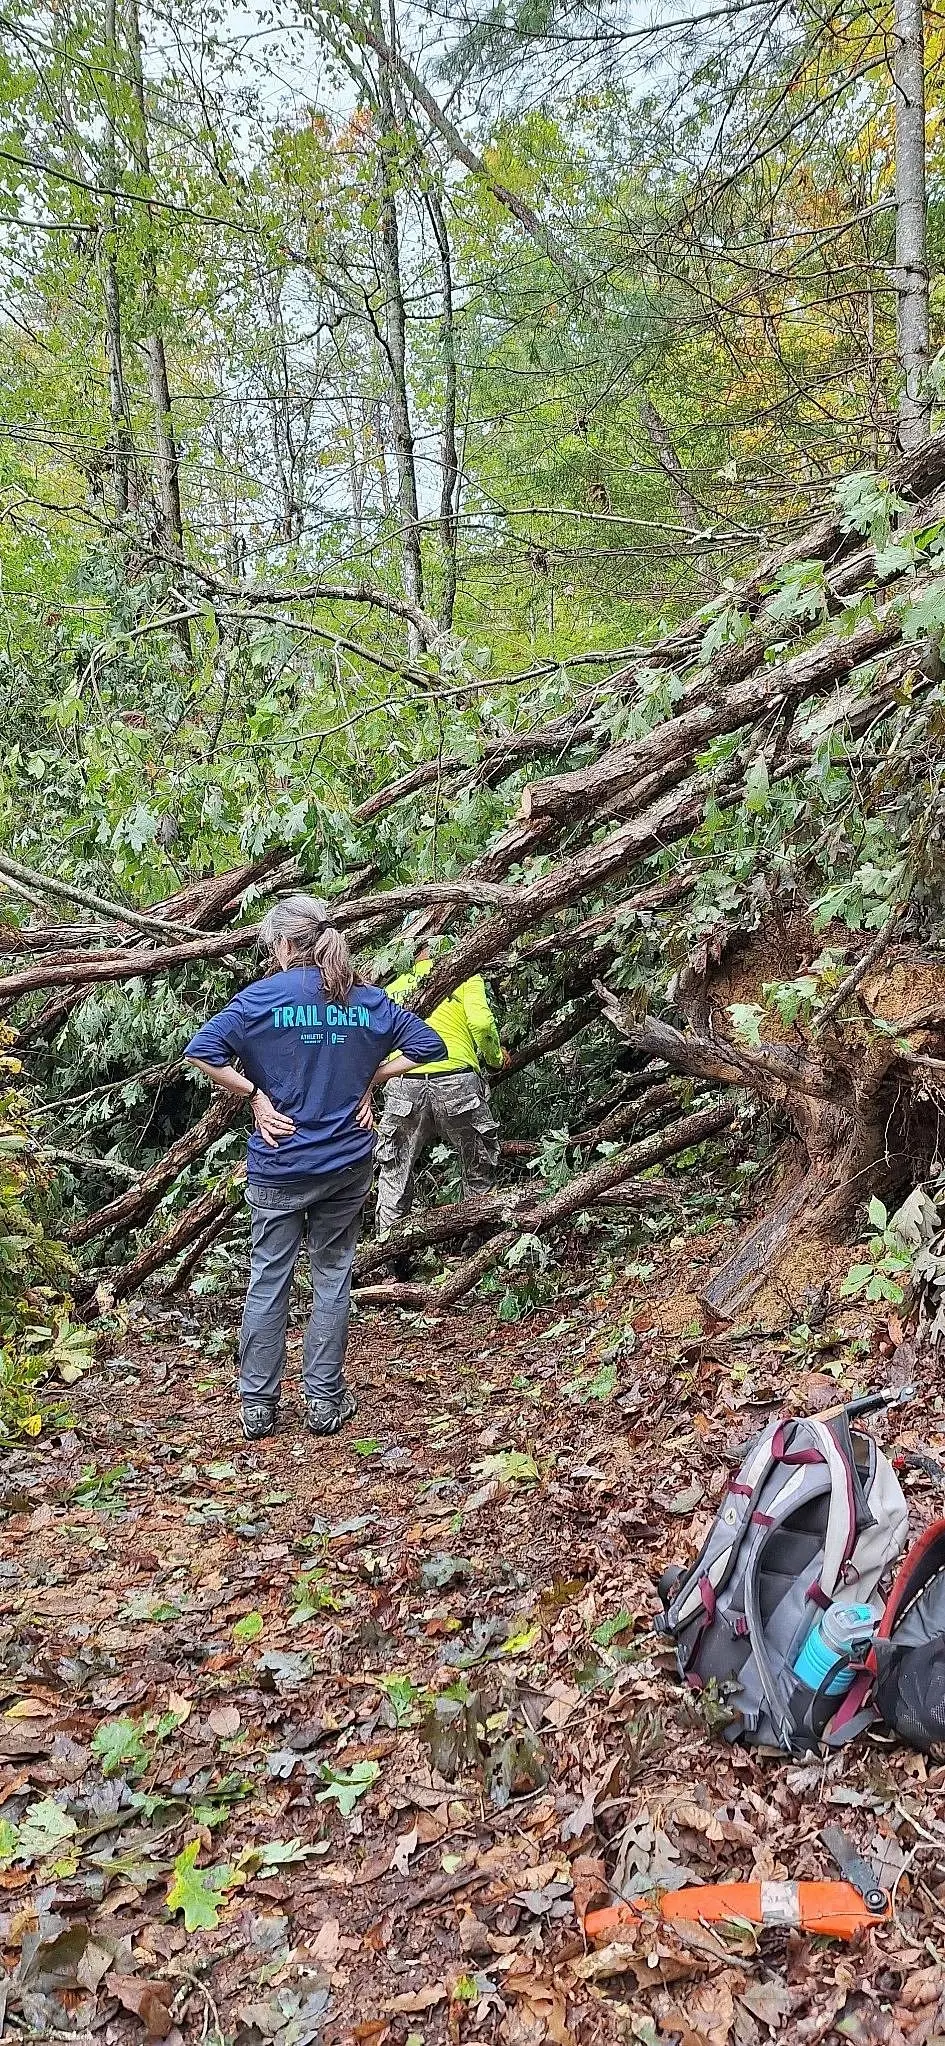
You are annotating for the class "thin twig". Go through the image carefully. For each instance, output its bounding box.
[814,903,908,1033]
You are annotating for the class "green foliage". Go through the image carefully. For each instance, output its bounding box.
[289,1569,341,1624]
[314,1760,380,1817]
[472,1449,539,1485]
[0,1029,89,1442]
[233,1610,264,1643]
[728,1003,764,1049]
[90,1715,153,1779]
[2,1797,77,1866]
[166,1838,238,1930]
[71,1463,129,1511]
[839,1198,913,1305]
[835,475,908,547]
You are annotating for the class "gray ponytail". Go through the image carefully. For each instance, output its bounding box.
[258,893,354,1002]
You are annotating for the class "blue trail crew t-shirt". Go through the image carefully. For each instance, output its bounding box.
[185,966,446,1183]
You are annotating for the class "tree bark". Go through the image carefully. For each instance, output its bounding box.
[123,0,188,576]
[600,925,945,1320]
[894,0,931,451]
[370,0,425,655]
[641,394,703,535]
[426,187,460,631]
[103,0,134,515]
[87,1171,243,1307]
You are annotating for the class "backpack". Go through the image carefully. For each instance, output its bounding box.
[655,1410,909,1753]
[830,1518,945,1752]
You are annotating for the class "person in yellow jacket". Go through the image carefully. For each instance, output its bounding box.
[372,938,504,1236]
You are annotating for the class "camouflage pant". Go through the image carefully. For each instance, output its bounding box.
[375,1070,499,1235]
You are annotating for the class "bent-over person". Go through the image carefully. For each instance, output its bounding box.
[372,942,504,1237]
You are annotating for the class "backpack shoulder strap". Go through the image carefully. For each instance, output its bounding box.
[661,1420,779,1633]
[807,1418,859,1602]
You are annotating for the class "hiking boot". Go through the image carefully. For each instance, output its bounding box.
[241,1399,278,1441]
[305,1388,358,1436]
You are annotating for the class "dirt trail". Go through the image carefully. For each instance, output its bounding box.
[4,1254,945,2046]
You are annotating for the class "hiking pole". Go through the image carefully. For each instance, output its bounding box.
[835,1384,916,1422]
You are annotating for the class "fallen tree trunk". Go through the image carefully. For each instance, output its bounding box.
[163,1204,238,1295]
[84,1168,245,1309]
[354,1100,736,1295]
[0,880,521,1004]
[66,1095,239,1248]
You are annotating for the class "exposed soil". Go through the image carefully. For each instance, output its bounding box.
[5,1239,945,2046]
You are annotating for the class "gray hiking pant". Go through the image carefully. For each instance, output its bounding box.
[239,1157,373,1405]
[375,1070,499,1235]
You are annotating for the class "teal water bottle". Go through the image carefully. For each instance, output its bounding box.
[792,1602,877,1697]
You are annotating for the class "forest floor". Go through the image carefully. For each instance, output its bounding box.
[5,1231,945,2046]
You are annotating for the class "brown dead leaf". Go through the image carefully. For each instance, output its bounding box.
[390,1825,418,1876]
[506,1979,573,2046]
[311,1917,340,1966]
[0,1724,52,1758]
[106,1973,174,2039]
[899,1968,941,2011]
[208,1706,240,1739]
[574,1935,708,1988]
[387,1984,446,2014]
[413,1808,446,1843]
[739,1981,793,2031]
[672,1798,725,1842]
[541,1684,581,1731]
[77,1939,114,1992]
[663,1972,737,2046]
[571,1853,607,1923]
[4,1698,55,1719]
[458,1910,493,1960]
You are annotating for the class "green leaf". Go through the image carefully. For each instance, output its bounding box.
[472,1449,539,1485]
[744,756,770,814]
[257,1837,323,1868]
[0,1819,17,1866]
[91,1715,152,1779]
[351,1438,380,1456]
[166,1838,236,1931]
[14,1797,77,1862]
[592,1609,635,1647]
[867,1196,888,1230]
[901,586,945,639]
[315,1760,380,1817]
[873,540,917,580]
[496,1621,540,1657]
[378,1674,424,1725]
[728,1002,764,1048]
[233,1610,263,1643]
[839,1262,874,1299]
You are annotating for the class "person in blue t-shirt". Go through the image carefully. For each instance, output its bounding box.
[184,893,445,1442]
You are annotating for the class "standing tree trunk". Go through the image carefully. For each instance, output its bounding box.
[103,0,134,516]
[426,187,460,632]
[894,0,931,451]
[370,0,425,657]
[123,0,188,561]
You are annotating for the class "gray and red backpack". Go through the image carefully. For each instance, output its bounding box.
[656,1404,911,1753]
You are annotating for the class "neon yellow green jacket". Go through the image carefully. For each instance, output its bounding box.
[385,958,503,1075]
